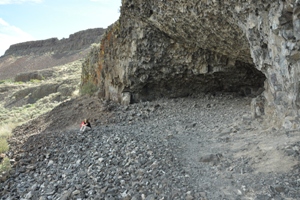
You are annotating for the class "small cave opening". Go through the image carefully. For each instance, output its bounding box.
[131,61,266,103]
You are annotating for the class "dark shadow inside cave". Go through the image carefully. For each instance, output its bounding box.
[131,60,266,103]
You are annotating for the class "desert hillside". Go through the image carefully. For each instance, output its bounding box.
[0,28,105,81]
[0,28,105,187]
[0,28,105,162]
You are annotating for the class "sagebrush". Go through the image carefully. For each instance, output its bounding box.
[80,82,98,95]
[0,157,11,173]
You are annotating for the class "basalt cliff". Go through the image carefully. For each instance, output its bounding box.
[81,0,300,130]
[0,28,105,80]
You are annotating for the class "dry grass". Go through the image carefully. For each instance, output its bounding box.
[0,122,14,138]
[0,59,83,174]
[0,123,14,174]
[0,157,11,173]
[0,138,9,153]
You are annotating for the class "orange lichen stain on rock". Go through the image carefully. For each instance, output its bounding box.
[97,32,108,80]
[96,24,119,85]
[97,41,105,81]
[107,30,113,42]
[96,63,102,81]
[100,38,106,56]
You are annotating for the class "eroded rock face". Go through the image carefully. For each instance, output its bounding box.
[3,28,105,57]
[0,28,106,80]
[82,0,300,129]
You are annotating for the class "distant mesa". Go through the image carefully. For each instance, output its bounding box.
[0,28,106,80]
[3,28,106,57]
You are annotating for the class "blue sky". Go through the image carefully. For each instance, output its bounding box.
[0,0,121,56]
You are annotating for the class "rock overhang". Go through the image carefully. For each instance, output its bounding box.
[132,0,254,64]
[82,0,300,129]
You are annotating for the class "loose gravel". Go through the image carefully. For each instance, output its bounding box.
[1,94,300,199]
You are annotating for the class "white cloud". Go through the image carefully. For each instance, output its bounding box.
[0,18,35,56]
[89,0,111,3]
[0,0,42,5]
[90,0,106,2]
[0,18,9,26]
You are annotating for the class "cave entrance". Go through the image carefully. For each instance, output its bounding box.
[133,60,266,102]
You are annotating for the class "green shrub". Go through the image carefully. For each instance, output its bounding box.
[30,79,41,84]
[0,123,14,139]
[0,79,13,84]
[0,138,9,154]
[0,129,10,139]
[16,81,24,85]
[80,82,98,95]
[0,157,11,173]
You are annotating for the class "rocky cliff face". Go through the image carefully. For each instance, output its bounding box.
[0,28,105,80]
[82,0,300,130]
[3,28,105,56]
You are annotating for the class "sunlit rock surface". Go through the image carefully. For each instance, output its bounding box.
[82,0,300,129]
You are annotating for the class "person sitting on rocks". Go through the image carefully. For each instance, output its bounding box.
[80,119,91,132]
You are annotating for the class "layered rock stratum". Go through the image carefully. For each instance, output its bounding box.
[82,0,300,130]
[0,28,105,80]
